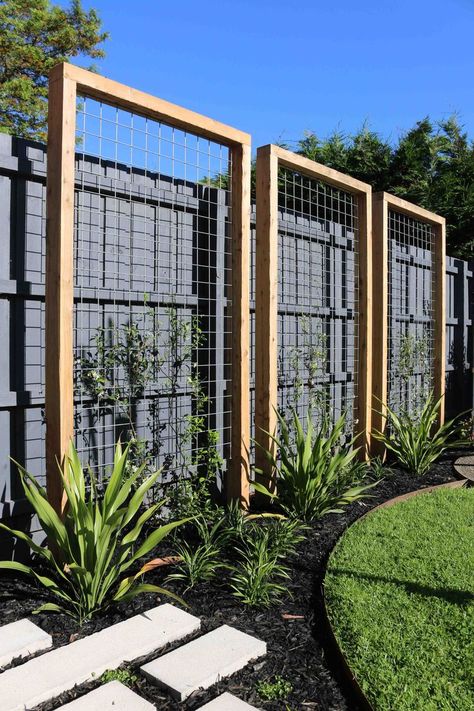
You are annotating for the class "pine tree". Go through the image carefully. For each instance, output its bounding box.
[0,0,108,141]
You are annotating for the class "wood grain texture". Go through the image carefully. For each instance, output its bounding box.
[45,65,76,513]
[356,190,373,458]
[434,219,446,423]
[228,142,252,506]
[269,144,371,194]
[58,63,250,147]
[254,145,279,492]
[375,192,445,227]
[371,194,388,456]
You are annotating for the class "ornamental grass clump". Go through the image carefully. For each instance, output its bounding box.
[228,525,291,607]
[373,394,466,476]
[166,516,229,591]
[227,517,306,607]
[255,408,377,522]
[0,441,187,624]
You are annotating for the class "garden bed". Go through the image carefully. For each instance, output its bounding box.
[324,484,474,711]
[0,452,466,710]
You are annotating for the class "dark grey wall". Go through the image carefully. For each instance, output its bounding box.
[446,256,473,419]
[0,135,472,548]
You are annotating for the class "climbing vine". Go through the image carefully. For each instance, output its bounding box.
[281,315,330,428]
[76,300,222,510]
[392,331,432,418]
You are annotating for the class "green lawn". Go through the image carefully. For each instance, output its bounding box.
[324,486,474,711]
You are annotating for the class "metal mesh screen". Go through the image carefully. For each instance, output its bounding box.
[73,97,233,493]
[276,169,359,436]
[387,209,435,416]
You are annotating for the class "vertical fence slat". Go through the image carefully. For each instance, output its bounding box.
[434,219,446,422]
[356,189,373,456]
[229,141,251,506]
[254,145,279,492]
[45,64,76,513]
[372,193,388,452]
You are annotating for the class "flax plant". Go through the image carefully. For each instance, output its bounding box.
[373,394,466,476]
[0,441,187,624]
[255,408,377,522]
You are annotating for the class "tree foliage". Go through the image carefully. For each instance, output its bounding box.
[0,0,108,141]
[296,117,474,258]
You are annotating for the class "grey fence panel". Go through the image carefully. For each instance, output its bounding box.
[0,134,232,545]
[387,210,436,417]
[0,135,472,547]
[445,256,473,420]
[275,189,359,440]
[0,135,47,526]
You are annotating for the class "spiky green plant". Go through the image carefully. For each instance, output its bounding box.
[262,517,307,559]
[254,409,376,522]
[373,395,466,476]
[228,526,291,607]
[166,516,228,590]
[0,441,187,624]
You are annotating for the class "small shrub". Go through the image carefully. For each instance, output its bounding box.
[255,409,377,521]
[228,526,291,607]
[368,455,393,480]
[374,395,466,476]
[0,441,187,624]
[100,667,138,686]
[262,517,307,559]
[166,516,228,590]
[257,675,293,701]
[223,499,248,539]
[459,415,474,442]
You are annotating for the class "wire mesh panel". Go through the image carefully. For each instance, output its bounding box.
[372,192,445,448]
[387,209,436,416]
[255,146,372,486]
[276,170,359,435]
[72,97,232,493]
[45,64,251,510]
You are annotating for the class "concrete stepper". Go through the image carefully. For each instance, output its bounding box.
[0,604,200,711]
[58,681,156,710]
[141,624,267,701]
[0,618,52,667]
[198,692,261,709]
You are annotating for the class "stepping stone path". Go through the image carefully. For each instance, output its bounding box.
[58,681,156,710]
[141,624,266,701]
[0,604,200,711]
[198,692,261,709]
[0,606,267,710]
[0,618,52,667]
[453,454,474,481]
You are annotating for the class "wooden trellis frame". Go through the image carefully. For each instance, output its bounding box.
[45,62,251,513]
[254,145,373,490]
[372,192,446,450]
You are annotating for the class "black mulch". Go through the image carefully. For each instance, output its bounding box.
[0,453,468,711]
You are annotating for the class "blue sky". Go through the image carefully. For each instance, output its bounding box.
[71,0,474,152]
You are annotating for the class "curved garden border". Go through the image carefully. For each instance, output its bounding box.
[321,478,469,711]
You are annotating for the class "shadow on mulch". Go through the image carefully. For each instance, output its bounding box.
[0,452,467,710]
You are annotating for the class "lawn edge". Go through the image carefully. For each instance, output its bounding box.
[321,477,469,711]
